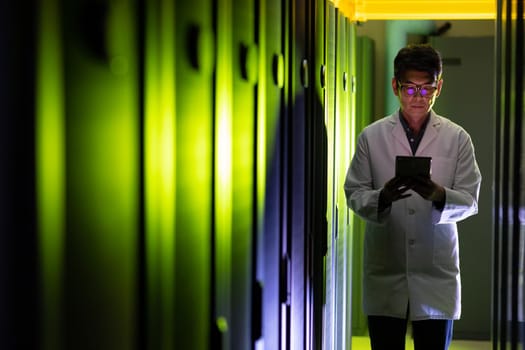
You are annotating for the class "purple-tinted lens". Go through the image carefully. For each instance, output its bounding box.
[406,87,416,96]
[403,85,436,97]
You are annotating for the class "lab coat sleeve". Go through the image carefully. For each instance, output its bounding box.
[433,130,481,224]
[344,132,390,224]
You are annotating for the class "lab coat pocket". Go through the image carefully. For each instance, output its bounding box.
[432,225,459,267]
[364,226,388,267]
[430,156,456,188]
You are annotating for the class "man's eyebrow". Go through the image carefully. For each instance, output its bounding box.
[402,80,436,85]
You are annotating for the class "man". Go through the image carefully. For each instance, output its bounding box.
[344,44,481,349]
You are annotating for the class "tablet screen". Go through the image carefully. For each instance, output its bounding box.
[395,156,432,178]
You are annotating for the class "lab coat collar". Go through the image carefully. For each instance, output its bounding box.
[389,110,442,155]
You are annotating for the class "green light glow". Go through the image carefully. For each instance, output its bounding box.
[215,3,233,315]
[144,0,176,348]
[352,35,375,336]
[344,22,357,350]
[217,316,229,332]
[215,104,233,306]
[36,0,140,347]
[61,0,139,346]
[257,25,267,226]
[36,0,64,349]
[338,23,356,211]
[217,107,233,185]
[230,3,257,345]
[172,14,213,349]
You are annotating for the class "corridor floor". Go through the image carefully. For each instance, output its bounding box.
[351,336,491,349]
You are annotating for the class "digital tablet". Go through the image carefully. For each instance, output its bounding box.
[395,156,432,178]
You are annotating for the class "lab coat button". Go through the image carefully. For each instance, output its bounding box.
[408,209,415,215]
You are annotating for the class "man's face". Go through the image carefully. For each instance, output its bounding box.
[391,70,443,121]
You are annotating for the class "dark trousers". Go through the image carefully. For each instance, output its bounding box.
[367,315,454,350]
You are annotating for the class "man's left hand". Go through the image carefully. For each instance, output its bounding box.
[411,175,445,203]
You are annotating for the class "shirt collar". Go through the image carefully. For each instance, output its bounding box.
[398,111,431,134]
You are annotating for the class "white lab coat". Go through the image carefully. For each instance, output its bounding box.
[344,110,481,321]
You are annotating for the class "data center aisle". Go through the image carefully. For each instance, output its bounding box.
[351,336,491,350]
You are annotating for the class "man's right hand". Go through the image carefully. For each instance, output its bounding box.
[378,176,414,211]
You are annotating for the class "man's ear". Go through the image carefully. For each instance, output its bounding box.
[391,77,399,96]
[435,79,443,97]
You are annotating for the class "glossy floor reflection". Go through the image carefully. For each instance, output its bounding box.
[351,336,491,350]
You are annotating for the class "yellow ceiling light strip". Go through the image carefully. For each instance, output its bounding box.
[331,0,358,19]
[329,0,496,21]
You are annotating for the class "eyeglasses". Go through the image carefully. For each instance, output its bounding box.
[397,81,438,98]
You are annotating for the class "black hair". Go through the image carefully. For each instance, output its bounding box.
[393,44,443,82]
